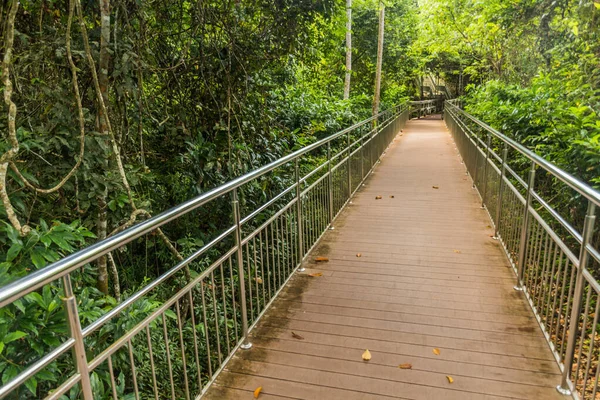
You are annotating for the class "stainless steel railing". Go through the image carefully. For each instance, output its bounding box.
[0,104,410,399]
[410,99,440,118]
[445,101,600,399]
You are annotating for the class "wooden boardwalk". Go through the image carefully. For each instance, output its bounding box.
[204,117,564,399]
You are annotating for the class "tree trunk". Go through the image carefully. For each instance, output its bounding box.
[372,3,385,118]
[343,0,352,100]
[97,0,111,295]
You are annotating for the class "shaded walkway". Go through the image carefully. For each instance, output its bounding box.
[204,118,564,399]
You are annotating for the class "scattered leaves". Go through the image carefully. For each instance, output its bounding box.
[432,186,439,189]
[309,272,323,277]
[398,363,412,369]
[433,348,440,355]
[453,249,461,254]
[375,195,382,200]
[253,387,262,398]
[362,349,372,361]
[446,376,454,384]
[315,256,329,262]
[291,332,304,340]
[356,253,362,258]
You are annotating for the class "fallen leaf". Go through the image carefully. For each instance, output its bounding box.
[453,249,461,254]
[398,363,412,369]
[390,195,395,198]
[291,332,304,340]
[254,387,262,398]
[356,253,362,258]
[446,376,454,384]
[315,256,329,262]
[375,195,382,200]
[254,277,263,284]
[432,186,439,189]
[362,349,372,361]
[433,348,440,355]
[309,272,323,277]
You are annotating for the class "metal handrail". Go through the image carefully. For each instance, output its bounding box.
[0,103,410,399]
[0,107,397,309]
[444,101,600,399]
[445,102,600,207]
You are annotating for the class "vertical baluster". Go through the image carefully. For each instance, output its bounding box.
[481,133,491,208]
[127,339,140,400]
[62,274,93,400]
[144,326,159,400]
[557,202,596,395]
[327,144,334,229]
[493,145,508,239]
[186,291,203,390]
[347,131,352,200]
[515,161,536,290]
[218,265,231,355]
[228,257,239,341]
[161,312,177,399]
[107,355,119,400]
[175,300,191,400]
[209,272,223,363]
[232,189,252,349]
[295,158,305,271]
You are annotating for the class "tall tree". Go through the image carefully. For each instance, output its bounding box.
[343,0,353,99]
[372,2,385,117]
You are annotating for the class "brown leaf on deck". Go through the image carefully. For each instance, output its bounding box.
[432,186,440,189]
[375,195,382,200]
[315,256,329,262]
[446,376,454,384]
[309,272,323,277]
[433,348,440,355]
[291,332,304,340]
[253,386,262,398]
[398,363,412,369]
[362,349,372,361]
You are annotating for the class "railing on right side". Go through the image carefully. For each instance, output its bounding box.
[445,101,600,399]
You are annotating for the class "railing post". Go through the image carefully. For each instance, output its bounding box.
[360,131,365,180]
[347,131,352,199]
[472,128,479,189]
[557,202,596,395]
[327,142,334,229]
[295,158,305,272]
[62,274,94,400]
[515,161,536,291]
[493,144,508,239]
[481,133,492,208]
[232,189,251,349]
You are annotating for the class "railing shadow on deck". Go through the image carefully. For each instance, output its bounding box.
[445,100,600,400]
[0,104,422,399]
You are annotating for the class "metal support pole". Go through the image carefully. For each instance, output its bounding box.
[557,202,596,395]
[472,129,479,189]
[232,189,252,349]
[481,133,492,208]
[360,131,364,180]
[347,131,352,198]
[515,162,536,291]
[62,274,94,400]
[494,145,508,239]
[295,159,305,272]
[327,142,334,230]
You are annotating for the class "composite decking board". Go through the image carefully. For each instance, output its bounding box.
[203,117,564,399]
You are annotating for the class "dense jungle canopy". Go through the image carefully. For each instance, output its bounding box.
[0,0,599,398]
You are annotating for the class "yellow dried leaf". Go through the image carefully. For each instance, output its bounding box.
[362,349,371,361]
[398,363,412,369]
[291,331,304,340]
[453,249,461,254]
[254,277,263,284]
[253,386,262,398]
[432,186,439,189]
[375,195,382,200]
[446,376,454,384]
[315,256,329,262]
[433,348,440,355]
[309,272,323,277]
[356,253,362,258]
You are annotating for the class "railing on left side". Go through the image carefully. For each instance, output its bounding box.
[0,105,409,400]
[445,100,600,400]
